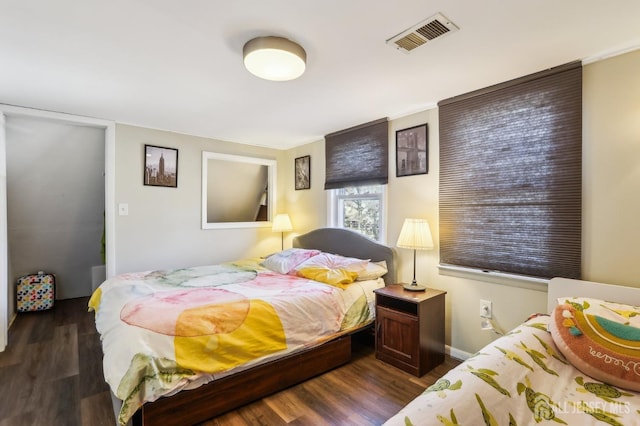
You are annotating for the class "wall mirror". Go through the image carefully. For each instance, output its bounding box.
[202,151,276,229]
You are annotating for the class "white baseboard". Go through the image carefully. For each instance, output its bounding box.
[446,344,472,361]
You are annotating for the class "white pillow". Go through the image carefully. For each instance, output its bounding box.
[292,252,369,276]
[260,248,320,274]
[357,260,388,281]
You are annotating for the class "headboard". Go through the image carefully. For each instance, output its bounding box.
[292,228,397,285]
[547,277,640,313]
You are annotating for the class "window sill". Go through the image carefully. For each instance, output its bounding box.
[438,264,548,292]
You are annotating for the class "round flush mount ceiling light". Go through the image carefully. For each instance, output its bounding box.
[243,36,306,81]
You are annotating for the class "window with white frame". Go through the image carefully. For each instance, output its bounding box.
[324,118,389,243]
[329,185,386,242]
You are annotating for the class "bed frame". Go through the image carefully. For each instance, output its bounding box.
[120,227,396,426]
[547,277,640,313]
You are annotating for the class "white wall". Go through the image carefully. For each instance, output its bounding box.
[6,117,105,301]
[114,124,287,274]
[283,142,327,243]
[284,49,640,356]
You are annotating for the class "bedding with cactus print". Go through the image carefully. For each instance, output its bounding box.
[384,315,640,425]
[88,258,383,426]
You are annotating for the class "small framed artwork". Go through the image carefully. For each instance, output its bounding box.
[143,144,178,188]
[396,123,428,177]
[295,155,311,190]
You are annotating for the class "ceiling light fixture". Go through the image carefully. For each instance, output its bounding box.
[243,36,306,81]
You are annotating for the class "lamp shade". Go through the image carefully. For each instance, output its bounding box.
[243,36,306,81]
[272,214,293,232]
[397,218,434,250]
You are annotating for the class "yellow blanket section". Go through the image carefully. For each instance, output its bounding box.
[174,299,287,372]
[296,266,357,289]
[87,287,102,314]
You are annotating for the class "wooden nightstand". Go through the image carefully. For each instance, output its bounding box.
[374,284,446,377]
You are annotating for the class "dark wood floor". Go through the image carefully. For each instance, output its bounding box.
[0,298,460,426]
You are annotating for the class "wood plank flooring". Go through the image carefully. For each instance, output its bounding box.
[0,298,460,426]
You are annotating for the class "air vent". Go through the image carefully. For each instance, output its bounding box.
[387,13,459,54]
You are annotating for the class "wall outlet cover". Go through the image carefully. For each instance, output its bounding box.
[480,299,492,318]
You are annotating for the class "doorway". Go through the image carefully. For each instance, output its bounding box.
[7,116,105,302]
[0,106,116,351]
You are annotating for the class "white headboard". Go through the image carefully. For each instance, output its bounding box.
[547,277,640,312]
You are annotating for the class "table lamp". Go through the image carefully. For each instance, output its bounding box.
[272,214,293,250]
[396,218,434,291]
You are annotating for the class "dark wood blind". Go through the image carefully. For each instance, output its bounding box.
[324,118,388,189]
[439,62,582,280]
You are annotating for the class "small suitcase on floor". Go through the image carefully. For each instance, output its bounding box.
[16,271,56,312]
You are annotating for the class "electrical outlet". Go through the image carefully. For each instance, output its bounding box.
[480,299,492,319]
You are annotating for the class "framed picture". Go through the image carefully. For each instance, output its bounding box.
[396,123,428,177]
[295,155,311,190]
[143,144,178,188]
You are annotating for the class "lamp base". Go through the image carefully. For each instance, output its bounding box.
[403,283,427,292]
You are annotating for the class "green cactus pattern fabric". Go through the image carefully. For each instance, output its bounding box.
[385,316,639,425]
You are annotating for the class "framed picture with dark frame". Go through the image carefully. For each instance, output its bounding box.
[143,144,178,188]
[396,123,428,177]
[294,155,311,190]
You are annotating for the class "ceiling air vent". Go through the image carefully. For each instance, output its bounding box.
[386,13,459,54]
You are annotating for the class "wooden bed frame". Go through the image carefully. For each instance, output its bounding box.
[117,228,396,426]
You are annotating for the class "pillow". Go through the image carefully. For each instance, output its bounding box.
[557,297,640,327]
[292,252,369,276]
[296,266,358,288]
[548,302,640,391]
[260,248,320,274]
[356,260,388,281]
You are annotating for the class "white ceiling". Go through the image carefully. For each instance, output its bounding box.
[1,1,639,150]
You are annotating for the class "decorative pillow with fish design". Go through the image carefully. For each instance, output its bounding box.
[557,296,640,327]
[549,302,640,391]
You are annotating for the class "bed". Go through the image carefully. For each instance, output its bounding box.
[89,227,396,426]
[384,277,640,425]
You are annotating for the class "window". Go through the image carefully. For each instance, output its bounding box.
[439,62,582,280]
[328,185,386,242]
[324,118,389,243]
[324,118,388,189]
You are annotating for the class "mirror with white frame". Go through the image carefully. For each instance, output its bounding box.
[201,151,276,229]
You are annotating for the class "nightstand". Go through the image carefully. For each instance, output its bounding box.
[374,284,446,376]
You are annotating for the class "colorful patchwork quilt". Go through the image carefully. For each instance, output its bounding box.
[384,315,640,425]
[89,259,382,425]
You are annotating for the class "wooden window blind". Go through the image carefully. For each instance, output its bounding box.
[438,62,582,280]
[324,118,389,190]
